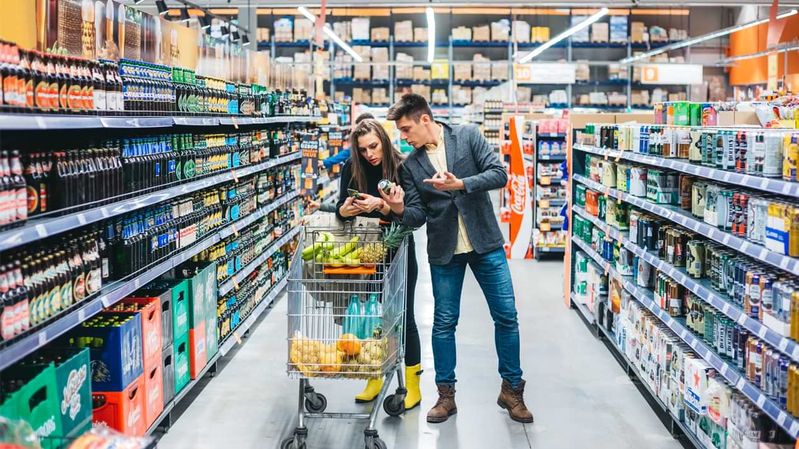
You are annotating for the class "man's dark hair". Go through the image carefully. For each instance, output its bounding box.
[354,112,375,124]
[386,93,434,122]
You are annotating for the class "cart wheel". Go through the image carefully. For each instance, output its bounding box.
[280,436,305,449]
[305,393,327,413]
[383,394,406,417]
[365,436,387,449]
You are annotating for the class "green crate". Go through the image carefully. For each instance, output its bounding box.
[174,333,191,395]
[51,348,91,439]
[16,364,63,449]
[172,280,190,341]
[0,389,21,420]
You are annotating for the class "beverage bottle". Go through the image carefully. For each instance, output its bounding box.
[0,266,14,340]
[10,261,28,335]
[69,240,86,303]
[10,150,28,225]
[55,250,72,310]
[85,236,101,296]
[53,152,69,210]
[0,151,11,227]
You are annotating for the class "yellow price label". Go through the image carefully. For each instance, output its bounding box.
[540,222,551,232]
[234,332,242,345]
[540,176,551,186]
[539,199,550,209]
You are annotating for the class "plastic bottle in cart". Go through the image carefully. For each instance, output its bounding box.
[342,294,363,337]
[362,294,382,339]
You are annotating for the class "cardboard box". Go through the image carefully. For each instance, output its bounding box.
[571,113,616,129]
[257,28,270,42]
[616,112,655,124]
[92,375,146,436]
[413,66,430,80]
[372,47,389,80]
[631,22,647,43]
[512,21,530,43]
[414,27,428,42]
[576,61,590,81]
[333,21,351,42]
[650,26,668,42]
[410,84,430,101]
[610,16,627,43]
[351,17,370,41]
[396,53,414,79]
[452,26,471,41]
[353,46,371,80]
[491,62,508,80]
[371,27,389,42]
[591,23,609,43]
[143,361,164,429]
[372,88,389,105]
[395,20,413,42]
[432,88,448,105]
[669,28,687,41]
[454,62,471,81]
[532,27,550,43]
[294,18,313,42]
[473,25,490,42]
[491,19,510,41]
[452,86,471,105]
[571,16,590,42]
[69,313,144,392]
[517,86,532,102]
[274,18,293,42]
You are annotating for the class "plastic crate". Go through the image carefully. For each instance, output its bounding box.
[92,375,146,436]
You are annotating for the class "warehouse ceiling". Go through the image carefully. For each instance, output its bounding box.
[140,0,791,7]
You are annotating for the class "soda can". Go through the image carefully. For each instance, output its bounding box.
[784,133,798,182]
[665,172,680,205]
[687,240,705,278]
[676,128,691,159]
[639,125,650,154]
[691,181,706,218]
[630,167,647,197]
[629,210,641,245]
[780,357,789,408]
[679,175,694,211]
[617,246,633,276]
[657,225,668,259]
[718,189,734,231]
[689,102,702,127]
[735,130,749,174]
[674,231,688,268]
[702,103,718,126]
[701,131,716,167]
[763,131,784,178]
[747,197,768,244]
[689,129,703,163]
[789,205,799,257]
[717,131,737,171]
[616,163,630,192]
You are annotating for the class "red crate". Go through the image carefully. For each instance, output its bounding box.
[189,324,208,380]
[143,361,164,429]
[92,375,146,436]
[116,297,163,364]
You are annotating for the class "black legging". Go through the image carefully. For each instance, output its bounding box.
[405,234,420,366]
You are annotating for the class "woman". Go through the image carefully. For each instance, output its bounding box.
[336,116,421,411]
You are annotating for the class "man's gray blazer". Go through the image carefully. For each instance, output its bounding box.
[399,123,507,265]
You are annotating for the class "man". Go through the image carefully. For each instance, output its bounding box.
[378,93,533,424]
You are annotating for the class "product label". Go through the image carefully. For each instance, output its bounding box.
[86,268,101,295]
[61,365,88,420]
[61,281,73,308]
[73,273,86,301]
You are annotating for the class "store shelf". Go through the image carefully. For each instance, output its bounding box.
[538,154,568,161]
[537,133,568,139]
[574,144,799,198]
[0,191,299,371]
[538,198,567,206]
[0,114,321,131]
[574,79,629,87]
[393,41,446,47]
[218,227,301,296]
[453,80,503,87]
[334,79,390,87]
[147,274,289,435]
[0,152,301,253]
[572,235,799,440]
[571,41,628,48]
[573,173,799,277]
[572,204,799,364]
[349,40,390,47]
[518,41,568,49]
[276,40,311,47]
[572,294,595,324]
[587,300,707,449]
[452,40,509,47]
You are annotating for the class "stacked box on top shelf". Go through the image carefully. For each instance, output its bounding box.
[395,20,413,42]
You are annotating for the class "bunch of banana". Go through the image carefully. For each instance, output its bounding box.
[301,232,335,261]
[324,236,362,267]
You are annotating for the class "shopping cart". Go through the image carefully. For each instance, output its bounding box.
[281,222,409,449]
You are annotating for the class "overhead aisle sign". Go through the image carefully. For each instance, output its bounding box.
[639,64,703,85]
[514,63,576,85]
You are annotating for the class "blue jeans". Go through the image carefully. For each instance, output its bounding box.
[429,247,523,388]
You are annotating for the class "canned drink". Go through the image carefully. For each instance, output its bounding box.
[674,231,688,268]
[639,126,650,154]
[676,128,691,159]
[687,240,705,278]
[784,133,798,182]
[617,246,633,276]
[637,256,652,288]
[601,161,617,187]
[689,129,703,163]
[763,131,784,178]
[704,184,720,227]
[790,205,799,257]
[690,103,702,127]
[762,276,774,317]
[598,194,607,221]
[618,126,629,151]
[717,130,737,171]
[631,126,641,153]
[737,329,749,371]
[665,172,680,205]
[701,130,717,167]
[679,175,694,211]
[665,229,676,265]
[662,127,678,158]
[702,103,718,126]
[630,167,647,197]
[735,130,749,174]
[616,163,630,192]
[657,225,668,259]
[747,197,768,244]
[643,218,659,251]
[735,193,749,238]
[691,181,706,218]
[629,210,640,245]
[780,357,789,408]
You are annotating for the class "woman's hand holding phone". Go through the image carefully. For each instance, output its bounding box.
[339,196,362,218]
[353,193,384,213]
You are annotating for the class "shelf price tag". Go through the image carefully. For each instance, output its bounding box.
[232,117,239,130]
[540,176,551,186]
[233,278,240,291]
[539,199,550,209]
[540,222,552,232]
[234,332,242,345]
[232,223,240,237]
[232,170,239,183]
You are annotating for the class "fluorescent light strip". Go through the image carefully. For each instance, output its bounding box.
[518,7,608,63]
[621,9,798,64]
[298,6,363,62]
[426,7,435,63]
[719,44,799,64]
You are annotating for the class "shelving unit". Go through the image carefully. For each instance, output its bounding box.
[531,123,568,259]
[567,122,799,445]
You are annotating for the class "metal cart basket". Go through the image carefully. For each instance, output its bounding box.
[281,222,409,449]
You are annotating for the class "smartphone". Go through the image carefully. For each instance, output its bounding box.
[347,189,362,199]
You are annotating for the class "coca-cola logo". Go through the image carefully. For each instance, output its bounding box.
[509,174,527,215]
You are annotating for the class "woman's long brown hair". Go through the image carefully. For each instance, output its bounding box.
[348,119,403,193]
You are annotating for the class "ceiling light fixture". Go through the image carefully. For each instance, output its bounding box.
[621,8,798,64]
[221,25,230,37]
[518,7,608,63]
[199,15,211,30]
[179,7,190,22]
[232,29,241,41]
[297,6,363,62]
[242,35,251,46]
[718,43,799,64]
[155,0,168,15]
[426,7,435,63]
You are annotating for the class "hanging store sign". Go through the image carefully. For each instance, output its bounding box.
[639,64,703,85]
[514,63,576,85]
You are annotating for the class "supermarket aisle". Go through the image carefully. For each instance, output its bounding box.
[157,229,683,449]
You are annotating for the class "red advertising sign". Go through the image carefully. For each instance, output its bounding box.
[507,116,533,259]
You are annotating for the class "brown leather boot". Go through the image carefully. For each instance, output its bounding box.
[497,380,534,423]
[426,384,457,423]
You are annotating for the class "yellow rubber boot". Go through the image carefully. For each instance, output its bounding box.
[404,364,422,410]
[355,377,384,403]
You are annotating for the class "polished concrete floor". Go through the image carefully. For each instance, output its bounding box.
[157,228,684,449]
